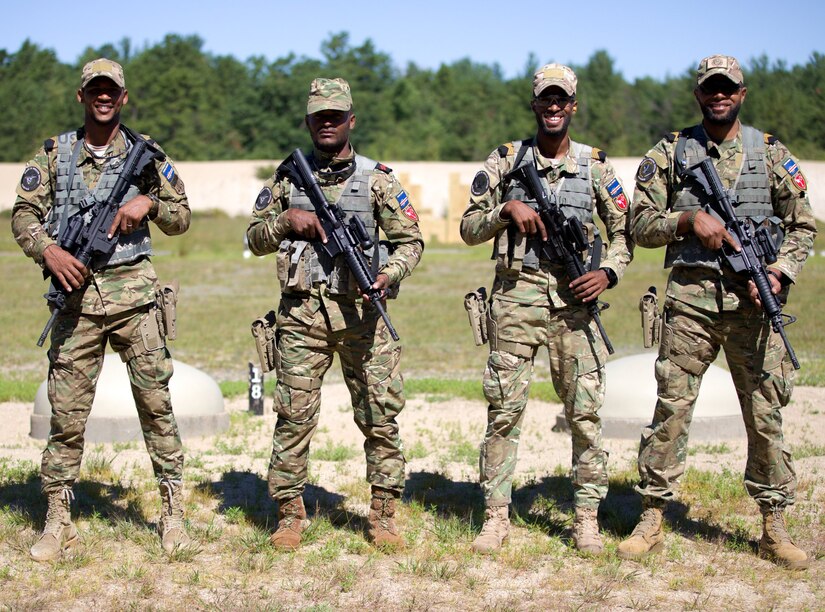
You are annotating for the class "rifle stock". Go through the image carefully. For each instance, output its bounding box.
[279,149,400,341]
[683,158,800,369]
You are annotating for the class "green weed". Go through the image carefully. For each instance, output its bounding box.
[310,440,358,462]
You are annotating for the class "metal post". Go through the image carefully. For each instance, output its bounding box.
[248,361,264,415]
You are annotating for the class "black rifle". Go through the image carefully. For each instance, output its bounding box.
[505,162,614,354]
[37,135,164,346]
[277,148,399,341]
[681,157,800,370]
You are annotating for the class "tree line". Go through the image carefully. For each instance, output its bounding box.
[1,33,823,162]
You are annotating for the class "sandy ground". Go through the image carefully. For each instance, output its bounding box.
[3,383,824,512]
[1,384,823,609]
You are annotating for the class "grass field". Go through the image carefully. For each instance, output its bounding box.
[2,210,824,400]
[1,212,823,608]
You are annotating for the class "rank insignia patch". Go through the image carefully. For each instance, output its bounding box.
[471,171,490,196]
[396,190,418,221]
[20,166,41,192]
[606,178,628,210]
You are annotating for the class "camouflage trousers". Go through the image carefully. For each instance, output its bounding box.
[636,298,797,509]
[268,297,406,502]
[481,296,609,509]
[42,304,183,494]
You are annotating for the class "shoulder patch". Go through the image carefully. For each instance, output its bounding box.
[471,170,490,196]
[606,177,628,210]
[764,133,778,145]
[20,166,42,192]
[782,157,807,191]
[160,161,185,194]
[591,148,607,162]
[497,142,515,158]
[43,138,55,152]
[395,190,418,221]
[161,162,176,185]
[636,157,658,184]
[375,162,392,174]
[255,187,273,211]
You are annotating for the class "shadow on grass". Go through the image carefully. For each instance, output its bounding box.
[403,469,752,551]
[0,474,148,529]
[196,470,348,533]
[602,476,752,549]
[404,470,481,527]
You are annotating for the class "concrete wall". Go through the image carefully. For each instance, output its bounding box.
[3,158,824,244]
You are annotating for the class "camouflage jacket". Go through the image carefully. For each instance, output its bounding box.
[460,138,633,307]
[631,123,817,312]
[11,128,190,316]
[246,147,424,329]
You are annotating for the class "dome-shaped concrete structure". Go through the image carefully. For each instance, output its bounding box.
[31,353,229,442]
[555,352,745,440]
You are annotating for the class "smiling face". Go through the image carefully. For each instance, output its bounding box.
[77,76,128,128]
[694,75,747,127]
[531,86,576,138]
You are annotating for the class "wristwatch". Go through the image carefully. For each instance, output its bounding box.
[601,267,618,288]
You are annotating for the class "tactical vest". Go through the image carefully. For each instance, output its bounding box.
[285,154,388,294]
[665,125,774,271]
[47,128,151,269]
[495,139,599,271]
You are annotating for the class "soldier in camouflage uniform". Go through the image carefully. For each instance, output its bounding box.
[460,64,633,555]
[618,55,816,570]
[11,59,191,561]
[246,78,424,550]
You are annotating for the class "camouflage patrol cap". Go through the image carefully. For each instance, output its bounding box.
[81,58,125,89]
[697,55,744,86]
[306,77,352,114]
[533,63,577,97]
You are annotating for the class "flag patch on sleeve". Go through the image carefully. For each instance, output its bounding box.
[161,162,176,184]
[782,158,807,190]
[396,190,418,221]
[606,178,628,210]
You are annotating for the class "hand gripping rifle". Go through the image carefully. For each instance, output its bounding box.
[37,135,165,346]
[681,157,800,369]
[505,162,614,354]
[277,148,399,341]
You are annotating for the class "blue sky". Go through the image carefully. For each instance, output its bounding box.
[5,0,824,81]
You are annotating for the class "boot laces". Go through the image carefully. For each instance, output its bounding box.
[631,507,660,537]
[576,508,599,538]
[479,507,506,536]
[160,478,184,530]
[768,507,791,542]
[376,498,394,528]
[44,489,74,536]
[279,498,304,530]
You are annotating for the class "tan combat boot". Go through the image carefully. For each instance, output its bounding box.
[617,505,664,560]
[159,478,191,553]
[572,507,604,555]
[472,505,510,554]
[270,496,310,551]
[758,506,809,570]
[367,489,404,549]
[30,488,78,562]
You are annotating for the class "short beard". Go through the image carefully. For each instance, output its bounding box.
[701,100,742,126]
[535,111,572,138]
